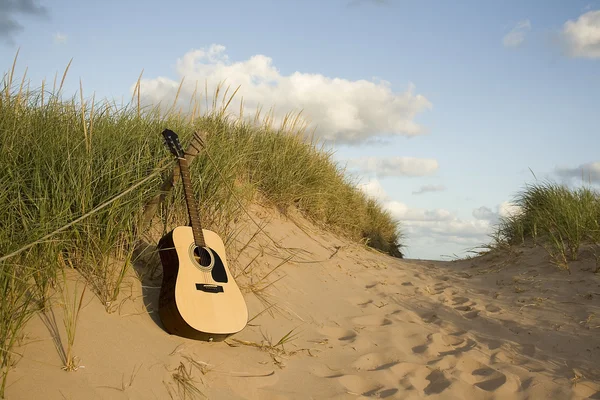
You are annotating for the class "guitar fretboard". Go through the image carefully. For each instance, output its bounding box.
[178,158,206,248]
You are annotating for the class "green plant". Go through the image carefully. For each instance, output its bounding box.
[494,180,600,271]
[0,263,35,399]
[58,270,87,371]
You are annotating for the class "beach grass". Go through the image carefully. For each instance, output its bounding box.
[493,180,600,272]
[0,56,403,396]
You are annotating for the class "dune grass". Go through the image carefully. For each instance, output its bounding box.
[493,180,600,272]
[0,58,403,396]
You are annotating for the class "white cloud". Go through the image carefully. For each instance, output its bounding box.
[355,181,524,256]
[399,210,493,251]
[53,32,67,44]
[400,201,523,259]
[347,156,439,177]
[472,206,496,221]
[416,219,492,238]
[498,200,523,218]
[503,19,531,48]
[555,161,600,183]
[394,201,524,247]
[358,182,494,247]
[472,202,522,223]
[412,184,446,195]
[135,45,432,144]
[357,179,389,202]
[561,10,600,58]
[386,201,453,222]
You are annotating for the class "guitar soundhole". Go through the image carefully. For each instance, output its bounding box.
[193,246,213,267]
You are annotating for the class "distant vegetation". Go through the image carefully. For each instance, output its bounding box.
[0,58,403,396]
[492,180,600,273]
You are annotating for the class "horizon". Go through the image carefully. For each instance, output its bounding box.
[2,0,599,260]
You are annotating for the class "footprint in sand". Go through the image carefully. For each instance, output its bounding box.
[452,296,470,305]
[457,357,510,392]
[412,343,429,354]
[411,331,472,359]
[502,319,528,335]
[352,352,402,371]
[424,369,452,395]
[415,311,441,324]
[416,282,451,296]
[335,374,398,398]
[411,333,437,356]
[399,365,453,395]
[362,387,399,398]
[370,361,401,371]
[485,304,501,313]
[454,305,472,312]
[318,326,357,342]
[463,310,480,319]
[335,374,381,395]
[377,388,399,398]
[439,333,466,347]
[357,299,374,307]
[438,338,477,356]
[351,315,393,327]
[449,296,481,318]
[472,368,507,391]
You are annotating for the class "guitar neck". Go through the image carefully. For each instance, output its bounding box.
[177,157,206,248]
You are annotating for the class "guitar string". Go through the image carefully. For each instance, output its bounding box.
[186,136,213,286]
[178,154,212,285]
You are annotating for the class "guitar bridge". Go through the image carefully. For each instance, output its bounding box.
[196,284,224,293]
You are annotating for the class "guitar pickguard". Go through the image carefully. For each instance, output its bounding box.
[209,248,228,283]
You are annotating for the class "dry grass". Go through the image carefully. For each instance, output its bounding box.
[167,361,206,400]
[225,327,309,368]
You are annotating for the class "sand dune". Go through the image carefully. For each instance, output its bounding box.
[6,206,600,399]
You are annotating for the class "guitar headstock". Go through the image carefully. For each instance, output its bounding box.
[162,129,185,158]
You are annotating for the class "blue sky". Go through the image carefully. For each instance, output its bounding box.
[2,0,599,260]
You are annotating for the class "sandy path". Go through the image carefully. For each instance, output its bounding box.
[5,208,600,399]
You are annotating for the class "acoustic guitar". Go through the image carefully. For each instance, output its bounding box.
[157,129,248,341]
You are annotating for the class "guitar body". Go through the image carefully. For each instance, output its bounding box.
[157,226,248,341]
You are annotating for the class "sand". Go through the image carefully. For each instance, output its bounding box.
[5,205,600,399]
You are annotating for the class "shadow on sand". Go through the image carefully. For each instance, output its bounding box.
[132,240,165,330]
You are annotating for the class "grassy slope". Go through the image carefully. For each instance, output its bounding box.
[491,180,600,273]
[0,64,403,396]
